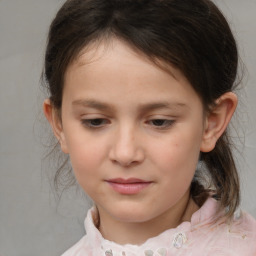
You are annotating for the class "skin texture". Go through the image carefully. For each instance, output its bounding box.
[44,39,237,245]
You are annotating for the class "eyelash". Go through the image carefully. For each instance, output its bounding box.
[81,118,175,130]
[147,119,175,129]
[81,118,109,129]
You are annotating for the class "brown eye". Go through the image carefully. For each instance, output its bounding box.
[148,119,174,129]
[152,119,166,126]
[81,118,109,128]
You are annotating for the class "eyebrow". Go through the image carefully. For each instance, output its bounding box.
[138,102,188,112]
[72,99,188,112]
[72,99,113,111]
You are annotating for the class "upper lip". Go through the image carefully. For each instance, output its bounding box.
[106,178,151,184]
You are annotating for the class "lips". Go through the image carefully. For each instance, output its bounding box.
[106,178,152,195]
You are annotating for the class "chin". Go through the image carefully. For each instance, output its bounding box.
[108,206,158,224]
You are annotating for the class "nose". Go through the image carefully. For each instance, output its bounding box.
[108,125,145,167]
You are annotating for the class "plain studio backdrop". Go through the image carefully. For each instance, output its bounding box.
[0,1,255,255]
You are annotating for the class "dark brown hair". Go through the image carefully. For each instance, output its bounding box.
[43,0,240,216]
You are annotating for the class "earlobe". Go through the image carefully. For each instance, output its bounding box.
[43,99,69,154]
[200,92,238,152]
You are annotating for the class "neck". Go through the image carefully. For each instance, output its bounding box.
[97,192,199,245]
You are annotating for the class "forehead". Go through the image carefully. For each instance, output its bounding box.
[63,38,202,109]
[69,38,182,79]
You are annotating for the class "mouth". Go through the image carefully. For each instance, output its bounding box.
[105,178,152,195]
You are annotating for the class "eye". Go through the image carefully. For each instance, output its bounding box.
[81,118,109,128]
[148,119,174,129]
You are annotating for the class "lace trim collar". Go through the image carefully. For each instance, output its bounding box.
[84,198,219,255]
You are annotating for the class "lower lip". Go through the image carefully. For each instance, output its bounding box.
[107,182,152,195]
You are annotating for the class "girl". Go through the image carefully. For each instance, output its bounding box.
[42,0,256,255]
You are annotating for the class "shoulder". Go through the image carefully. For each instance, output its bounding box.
[60,234,104,256]
[60,236,89,256]
[224,210,256,255]
[229,210,256,248]
[60,207,102,256]
[189,198,256,255]
[193,209,256,255]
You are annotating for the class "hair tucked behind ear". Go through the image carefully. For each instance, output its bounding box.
[42,0,241,216]
[206,133,240,214]
[192,132,240,216]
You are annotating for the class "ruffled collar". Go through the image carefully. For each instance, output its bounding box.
[84,197,220,255]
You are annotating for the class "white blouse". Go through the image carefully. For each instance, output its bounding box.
[61,198,256,256]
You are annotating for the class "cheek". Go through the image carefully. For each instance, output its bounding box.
[151,131,201,178]
[65,134,107,184]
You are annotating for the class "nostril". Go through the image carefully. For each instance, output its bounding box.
[110,149,145,167]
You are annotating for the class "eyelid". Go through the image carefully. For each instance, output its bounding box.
[146,118,175,129]
[81,118,110,129]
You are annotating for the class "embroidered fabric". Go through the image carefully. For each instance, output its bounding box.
[61,198,256,256]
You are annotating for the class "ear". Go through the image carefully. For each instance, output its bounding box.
[43,99,69,154]
[200,92,237,152]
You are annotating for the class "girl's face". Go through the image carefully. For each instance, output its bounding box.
[54,39,208,226]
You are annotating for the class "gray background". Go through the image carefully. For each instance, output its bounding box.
[0,0,255,255]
